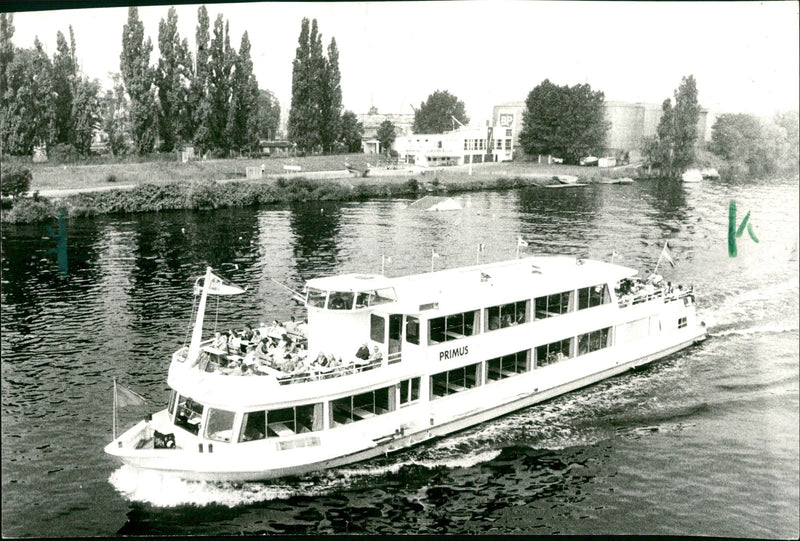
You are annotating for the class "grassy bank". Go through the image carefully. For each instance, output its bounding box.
[2,172,565,224]
[3,156,644,224]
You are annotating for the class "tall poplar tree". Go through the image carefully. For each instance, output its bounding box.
[156,6,193,152]
[288,18,312,150]
[1,13,16,152]
[120,6,157,154]
[673,74,700,170]
[191,5,212,152]
[319,37,342,152]
[52,30,76,145]
[227,31,259,153]
[207,14,234,151]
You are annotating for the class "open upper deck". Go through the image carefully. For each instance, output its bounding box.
[305,256,639,317]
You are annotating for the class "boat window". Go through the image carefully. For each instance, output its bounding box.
[174,396,203,435]
[485,300,530,331]
[486,350,530,381]
[535,338,573,368]
[429,310,480,344]
[307,288,327,308]
[329,291,354,310]
[400,377,421,405]
[370,314,386,343]
[406,316,420,345]
[205,408,236,442]
[330,386,394,427]
[266,403,323,437]
[534,290,572,319]
[239,410,267,442]
[357,288,397,307]
[577,327,611,355]
[430,362,481,399]
[678,317,687,329]
[578,284,610,310]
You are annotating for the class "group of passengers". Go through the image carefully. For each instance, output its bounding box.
[617,274,688,302]
[203,318,382,380]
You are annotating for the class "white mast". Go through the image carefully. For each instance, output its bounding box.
[186,267,213,366]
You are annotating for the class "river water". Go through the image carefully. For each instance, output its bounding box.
[2,177,798,537]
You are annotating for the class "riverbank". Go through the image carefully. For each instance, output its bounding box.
[2,159,641,224]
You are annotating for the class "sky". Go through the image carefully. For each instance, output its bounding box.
[8,1,800,128]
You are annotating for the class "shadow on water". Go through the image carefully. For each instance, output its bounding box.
[287,201,345,280]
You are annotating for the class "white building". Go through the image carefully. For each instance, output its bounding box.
[394,124,514,167]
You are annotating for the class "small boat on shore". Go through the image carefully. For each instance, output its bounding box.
[105,254,706,481]
[554,175,580,184]
[682,169,703,183]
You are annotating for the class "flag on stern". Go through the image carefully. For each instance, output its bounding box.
[660,242,676,268]
[517,237,529,247]
[115,382,147,407]
[207,271,246,295]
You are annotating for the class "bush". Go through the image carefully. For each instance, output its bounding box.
[106,174,118,183]
[2,196,56,223]
[407,178,419,192]
[0,165,32,198]
[48,143,80,164]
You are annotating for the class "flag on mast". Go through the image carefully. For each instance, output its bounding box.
[206,271,246,295]
[661,242,676,268]
[517,237,528,247]
[115,382,147,407]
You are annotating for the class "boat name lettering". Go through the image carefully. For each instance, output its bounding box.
[440,345,469,361]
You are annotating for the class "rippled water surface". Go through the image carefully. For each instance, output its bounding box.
[2,177,798,537]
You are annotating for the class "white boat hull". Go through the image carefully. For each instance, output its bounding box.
[106,324,706,482]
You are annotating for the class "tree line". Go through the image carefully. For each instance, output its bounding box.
[0,7,288,159]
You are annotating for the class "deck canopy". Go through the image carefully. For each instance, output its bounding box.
[305,273,397,311]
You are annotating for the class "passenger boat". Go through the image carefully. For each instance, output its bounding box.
[105,255,707,481]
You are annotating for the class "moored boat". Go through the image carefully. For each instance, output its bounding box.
[105,254,707,481]
[682,169,703,183]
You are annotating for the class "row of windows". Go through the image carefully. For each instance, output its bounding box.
[172,325,616,443]
[381,285,609,346]
[464,139,487,151]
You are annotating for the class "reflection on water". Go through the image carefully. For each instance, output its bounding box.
[1,178,798,537]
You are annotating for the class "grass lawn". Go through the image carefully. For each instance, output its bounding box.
[27,153,638,195]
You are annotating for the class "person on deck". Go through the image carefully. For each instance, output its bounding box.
[355,343,370,360]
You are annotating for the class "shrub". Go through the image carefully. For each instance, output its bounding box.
[407,178,419,192]
[0,165,32,198]
[2,196,56,223]
[106,174,118,183]
[48,143,80,164]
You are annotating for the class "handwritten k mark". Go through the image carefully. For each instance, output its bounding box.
[728,201,759,257]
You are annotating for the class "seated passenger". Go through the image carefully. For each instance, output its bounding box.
[355,343,370,360]
[371,346,383,361]
[212,331,227,351]
[241,323,255,342]
[283,316,298,334]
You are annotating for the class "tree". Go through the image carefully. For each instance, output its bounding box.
[156,6,193,152]
[376,119,396,153]
[51,30,76,146]
[120,6,157,154]
[1,13,16,153]
[288,18,340,152]
[673,75,700,170]
[190,5,212,152]
[102,73,129,156]
[256,89,280,140]
[71,76,102,155]
[207,14,234,151]
[340,110,363,153]
[773,110,799,168]
[319,37,342,152]
[227,31,260,153]
[2,40,55,155]
[644,75,700,176]
[709,112,797,176]
[413,90,469,134]
[518,79,608,163]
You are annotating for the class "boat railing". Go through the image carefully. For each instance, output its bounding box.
[276,357,382,385]
[618,285,694,308]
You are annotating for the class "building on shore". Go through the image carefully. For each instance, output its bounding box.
[356,106,414,154]
[393,123,514,167]
[491,100,709,161]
